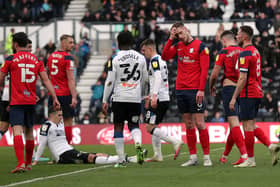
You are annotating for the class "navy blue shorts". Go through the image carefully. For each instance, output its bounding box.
[48,95,74,118]
[145,101,169,125]
[0,101,9,122]
[239,98,261,120]
[222,86,239,117]
[176,90,205,113]
[112,102,141,125]
[10,105,35,128]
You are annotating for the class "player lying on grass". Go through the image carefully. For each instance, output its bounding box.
[32,107,141,166]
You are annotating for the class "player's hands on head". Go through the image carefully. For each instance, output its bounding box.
[196,91,204,105]
[102,103,108,116]
[170,27,177,40]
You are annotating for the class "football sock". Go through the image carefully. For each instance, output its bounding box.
[152,134,162,157]
[25,140,35,165]
[223,130,234,156]
[254,127,270,147]
[244,131,255,157]
[153,127,177,144]
[199,128,210,155]
[114,138,125,163]
[13,135,25,166]
[186,128,197,155]
[95,155,119,164]
[130,128,142,146]
[232,126,247,156]
[64,126,73,144]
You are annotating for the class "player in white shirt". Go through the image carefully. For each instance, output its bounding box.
[102,31,148,167]
[32,107,139,166]
[0,39,33,141]
[140,39,183,162]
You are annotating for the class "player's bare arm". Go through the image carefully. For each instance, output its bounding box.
[209,65,222,96]
[66,69,77,108]
[229,72,247,111]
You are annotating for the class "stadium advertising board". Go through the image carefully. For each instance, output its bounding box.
[0,122,279,146]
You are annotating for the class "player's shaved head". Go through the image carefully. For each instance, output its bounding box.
[171,22,184,29]
[221,30,235,40]
[60,34,73,42]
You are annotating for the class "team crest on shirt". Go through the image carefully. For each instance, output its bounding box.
[204,47,209,55]
[240,57,245,65]
[152,61,158,68]
[189,48,194,53]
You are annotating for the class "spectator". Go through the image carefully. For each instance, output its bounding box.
[230,21,238,35]
[256,12,273,35]
[89,80,104,115]
[211,111,225,122]
[7,0,20,22]
[80,112,92,124]
[230,11,241,20]
[262,92,278,113]
[82,11,92,22]
[156,11,165,23]
[166,8,177,21]
[273,11,280,32]
[18,7,32,23]
[40,0,53,22]
[4,28,15,56]
[198,2,210,20]
[242,12,252,19]
[209,3,224,20]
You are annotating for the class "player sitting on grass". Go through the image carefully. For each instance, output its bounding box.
[32,107,141,166]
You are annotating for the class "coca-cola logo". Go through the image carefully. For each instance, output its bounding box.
[97,126,132,144]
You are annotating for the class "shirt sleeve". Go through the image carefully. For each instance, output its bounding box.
[161,39,177,61]
[38,61,46,72]
[34,123,51,161]
[199,43,210,91]
[150,58,161,95]
[64,55,75,71]
[239,50,252,73]
[102,58,116,103]
[0,56,13,74]
[215,49,227,66]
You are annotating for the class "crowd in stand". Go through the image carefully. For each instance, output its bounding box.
[1,0,280,123]
[80,0,280,123]
[0,0,70,23]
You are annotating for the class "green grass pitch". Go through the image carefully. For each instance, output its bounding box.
[0,144,280,187]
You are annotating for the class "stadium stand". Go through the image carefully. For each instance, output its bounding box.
[0,0,280,123]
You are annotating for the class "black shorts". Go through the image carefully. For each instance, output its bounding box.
[112,102,141,125]
[0,101,9,122]
[145,101,169,125]
[239,98,261,120]
[176,90,205,113]
[58,149,92,164]
[9,105,35,128]
[222,86,239,117]
[48,95,74,118]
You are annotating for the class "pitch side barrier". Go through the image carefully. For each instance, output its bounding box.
[0,122,279,146]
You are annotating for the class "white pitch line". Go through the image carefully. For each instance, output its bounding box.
[2,147,225,187]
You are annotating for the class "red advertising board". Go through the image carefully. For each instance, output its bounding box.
[0,122,280,146]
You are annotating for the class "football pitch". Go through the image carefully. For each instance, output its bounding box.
[0,144,280,187]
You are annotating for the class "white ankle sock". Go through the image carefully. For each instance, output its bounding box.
[152,135,162,157]
[114,138,125,162]
[130,128,142,146]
